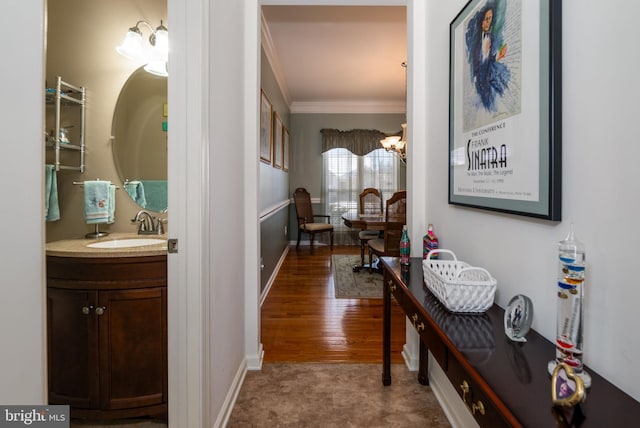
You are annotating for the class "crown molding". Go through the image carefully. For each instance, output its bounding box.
[260,13,292,106]
[290,100,406,114]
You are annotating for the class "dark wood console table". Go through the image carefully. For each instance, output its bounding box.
[380,257,640,427]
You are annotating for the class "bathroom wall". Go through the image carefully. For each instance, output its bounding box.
[46,0,166,242]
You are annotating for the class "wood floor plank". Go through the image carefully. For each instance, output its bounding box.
[261,245,406,363]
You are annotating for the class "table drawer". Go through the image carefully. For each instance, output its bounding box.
[447,354,513,428]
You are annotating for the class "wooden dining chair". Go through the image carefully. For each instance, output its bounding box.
[293,188,334,254]
[368,190,407,273]
[358,188,383,267]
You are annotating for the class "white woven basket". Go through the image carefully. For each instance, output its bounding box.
[422,249,497,313]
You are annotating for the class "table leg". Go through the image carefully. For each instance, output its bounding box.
[418,338,429,385]
[382,275,392,386]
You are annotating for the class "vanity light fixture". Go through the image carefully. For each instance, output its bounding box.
[116,20,169,77]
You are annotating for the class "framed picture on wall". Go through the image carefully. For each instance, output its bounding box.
[260,89,273,164]
[282,126,290,172]
[273,111,283,169]
[448,0,562,220]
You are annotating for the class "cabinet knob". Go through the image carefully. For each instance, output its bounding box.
[416,322,425,332]
[95,306,106,316]
[81,305,93,315]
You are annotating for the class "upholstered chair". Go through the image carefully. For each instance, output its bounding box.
[293,188,334,254]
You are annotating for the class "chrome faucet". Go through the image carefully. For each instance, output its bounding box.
[132,210,165,235]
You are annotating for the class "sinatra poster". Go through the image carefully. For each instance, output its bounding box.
[448,0,561,220]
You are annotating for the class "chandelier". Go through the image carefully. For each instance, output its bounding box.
[380,123,406,162]
[380,62,407,163]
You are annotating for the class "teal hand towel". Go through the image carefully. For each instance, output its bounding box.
[84,180,112,224]
[140,180,167,212]
[45,164,60,222]
[124,180,147,208]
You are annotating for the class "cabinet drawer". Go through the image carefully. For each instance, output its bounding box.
[447,354,512,428]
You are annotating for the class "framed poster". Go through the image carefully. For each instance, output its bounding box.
[282,126,290,172]
[260,89,273,164]
[273,111,283,169]
[448,0,562,220]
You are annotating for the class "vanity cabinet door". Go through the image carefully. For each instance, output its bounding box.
[47,288,100,409]
[98,287,167,410]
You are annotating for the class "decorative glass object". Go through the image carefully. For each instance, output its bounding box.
[423,223,439,259]
[548,224,591,387]
[399,225,410,266]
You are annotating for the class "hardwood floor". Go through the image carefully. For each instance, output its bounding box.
[261,245,407,363]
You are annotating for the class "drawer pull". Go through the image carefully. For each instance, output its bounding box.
[411,313,418,325]
[472,400,485,416]
[387,280,396,292]
[416,322,425,332]
[81,305,93,315]
[95,306,106,316]
[460,380,470,404]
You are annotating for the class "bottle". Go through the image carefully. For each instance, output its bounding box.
[550,224,591,387]
[399,225,411,266]
[423,224,439,259]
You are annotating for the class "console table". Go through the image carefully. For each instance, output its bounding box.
[380,257,640,427]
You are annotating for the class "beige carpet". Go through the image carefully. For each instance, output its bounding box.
[332,254,383,299]
[228,363,451,427]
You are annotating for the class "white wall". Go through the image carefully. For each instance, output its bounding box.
[421,0,640,402]
[0,0,47,404]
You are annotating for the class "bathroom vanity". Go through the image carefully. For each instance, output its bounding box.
[46,235,167,420]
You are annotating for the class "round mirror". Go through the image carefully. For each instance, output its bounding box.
[112,66,168,212]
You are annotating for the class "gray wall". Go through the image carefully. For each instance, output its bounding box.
[260,48,290,293]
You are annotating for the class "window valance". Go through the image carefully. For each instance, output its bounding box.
[320,128,391,156]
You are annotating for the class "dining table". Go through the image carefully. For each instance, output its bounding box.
[341,212,386,273]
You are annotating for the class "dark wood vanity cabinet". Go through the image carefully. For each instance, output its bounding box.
[47,255,167,420]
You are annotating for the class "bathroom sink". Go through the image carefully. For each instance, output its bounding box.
[87,238,166,249]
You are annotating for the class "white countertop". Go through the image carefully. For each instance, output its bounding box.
[46,233,168,258]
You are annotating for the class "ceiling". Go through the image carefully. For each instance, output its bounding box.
[261,6,407,114]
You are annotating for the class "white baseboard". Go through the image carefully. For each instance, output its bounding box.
[260,246,289,307]
[402,343,419,371]
[288,239,330,247]
[214,359,248,428]
[428,354,480,428]
[246,343,264,371]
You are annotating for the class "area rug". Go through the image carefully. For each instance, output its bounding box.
[332,254,383,299]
